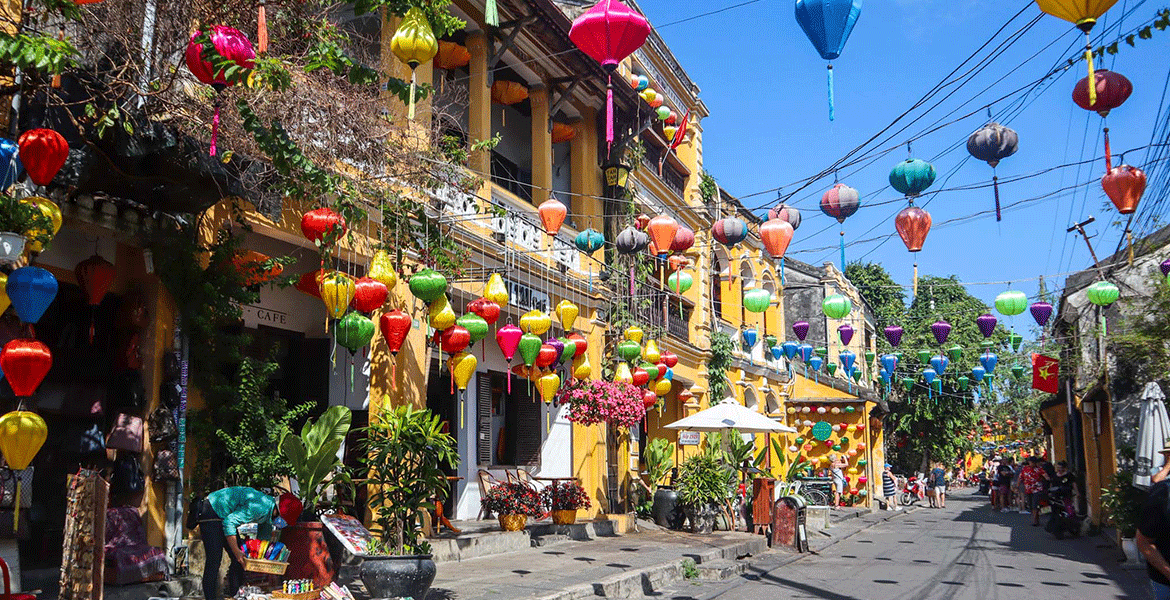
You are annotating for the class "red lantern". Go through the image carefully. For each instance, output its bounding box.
[440,326,471,355]
[300,208,347,245]
[670,226,695,254]
[467,298,501,325]
[380,310,412,356]
[569,0,651,155]
[567,332,588,357]
[661,351,678,368]
[632,367,650,387]
[535,344,559,368]
[677,388,693,403]
[642,389,657,409]
[759,219,795,258]
[895,206,932,252]
[296,270,323,298]
[75,254,114,306]
[668,255,691,272]
[18,129,68,187]
[1102,165,1146,215]
[635,214,650,230]
[1073,70,1132,117]
[350,277,388,314]
[646,215,678,256]
[538,197,567,236]
[1,340,51,397]
[184,26,255,156]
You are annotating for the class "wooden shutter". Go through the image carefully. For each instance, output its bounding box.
[513,386,542,468]
[477,373,493,466]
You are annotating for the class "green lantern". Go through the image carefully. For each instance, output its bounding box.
[457,313,490,346]
[336,312,375,353]
[852,369,862,382]
[947,344,963,363]
[765,335,779,349]
[957,375,970,391]
[916,350,931,364]
[902,377,915,392]
[518,333,542,367]
[822,294,852,319]
[826,363,838,376]
[995,290,1028,316]
[1011,365,1025,378]
[617,340,642,362]
[980,340,995,350]
[743,288,772,313]
[1086,281,1120,306]
[816,347,828,358]
[666,271,693,294]
[811,421,833,441]
[865,351,876,365]
[931,379,942,393]
[408,268,448,303]
[844,406,855,413]
[560,339,577,364]
[857,459,868,467]
[1008,333,1023,352]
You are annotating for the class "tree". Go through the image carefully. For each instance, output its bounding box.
[845,261,905,326]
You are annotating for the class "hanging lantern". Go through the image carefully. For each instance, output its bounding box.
[568,332,589,358]
[496,323,523,363]
[458,314,490,348]
[572,353,592,380]
[662,125,677,141]
[1038,0,1122,108]
[615,226,650,255]
[555,300,580,331]
[0,139,20,190]
[930,320,951,345]
[428,296,457,330]
[889,159,937,198]
[646,215,679,257]
[1102,165,1146,215]
[379,310,412,355]
[995,290,1028,316]
[769,203,802,230]
[837,323,854,345]
[575,228,605,253]
[552,122,578,144]
[368,250,399,290]
[569,0,651,156]
[296,270,323,298]
[485,273,509,307]
[743,288,772,313]
[0,410,46,470]
[538,197,568,236]
[300,208,347,246]
[409,268,448,303]
[976,314,997,338]
[613,361,634,385]
[319,271,356,319]
[74,254,114,306]
[930,355,948,376]
[520,310,553,336]
[670,226,695,254]
[1074,69,1132,118]
[185,26,256,156]
[793,321,810,341]
[666,271,693,294]
[449,351,477,391]
[336,313,375,354]
[821,183,860,269]
[884,325,903,347]
[1,340,51,397]
[967,122,1019,221]
[760,219,795,259]
[617,340,642,362]
[655,106,671,121]
[17,129,68,187]
[979,352,998,374]
[491,80,529,105]
[1030,301,1053,327]
[839,350,856,373]
[536,372,562,404]
[518,333,542,368]
[643,339,662,363]
[6,266,57,324]
[894,206,932,252]
[625,325,644,343]
[435,40,470,70]
[1087,281,1120,306]
[21,197,62,253]
[822,294,851,319]
[794,0,862,121]
[631,366,650,387]
[439,326,472,356]
[350,277,388,314]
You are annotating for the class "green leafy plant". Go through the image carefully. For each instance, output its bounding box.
[281,406,353,515]
[353,0,466,39]
[643,437,676,492]
[360,404,459,555]
[707,331,735,401]
[698,171,717,203]
[675,445,734,508]
[0,195,53,247]
[480,482,544,517]
[540,482,592,511]
[1101,469,1145,538]
[681,558,699,580]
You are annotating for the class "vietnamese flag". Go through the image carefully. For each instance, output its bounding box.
[1032,354,1059,394]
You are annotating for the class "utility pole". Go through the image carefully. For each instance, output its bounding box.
[1067,216,1105,280]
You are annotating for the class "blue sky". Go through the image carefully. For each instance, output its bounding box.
[638,0,1170,311]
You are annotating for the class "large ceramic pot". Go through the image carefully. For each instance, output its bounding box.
[499,514,527,531]
[280,521,336,590]
[551,509,578,525]
[0,233,24,262]
[683,504,717,535]
[652,487,685,529]
[360,554,437,600]
[1122,537,1144,567]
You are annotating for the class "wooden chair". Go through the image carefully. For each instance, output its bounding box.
[477,470,503,520]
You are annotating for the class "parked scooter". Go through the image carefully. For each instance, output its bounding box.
[898,476,926,506]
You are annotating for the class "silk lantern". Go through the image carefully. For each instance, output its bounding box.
[1073,70,1133,170]
[518,333,542,369]
[1,339,51,396]
[436,40,470,70]
[22,197,62,253]
[670,226,695,254]
[0,139,20,190]
[890,159,937,198]
[743,288,772,313]
[390,7,439,120]
[185,26,255,156]
[497,323,523,391]
[368,250,398,290]
[643,339,661,364]
[613,361,634,385]
[538,197,568,236]
[820,183,860,268]
[625,325,644,343]
[1087,280,1120,306]
[967,122,1019,221]
[440,326,471,355]
[1030,301,1054,327]
[568,332,588,357]
[319,271,355,319]
[995,290,1027,316]
[350,277,388,314]
[895,206,931,252]
[760,218,795,259]
[552,122,577,144]
[380,310,411,356]
[1102,165,1145,215]
[449,351,477,391]
[409,268,448,303]
[822,294,851,319]
[296,270,323,298]
[667,271,693,294]
[484,273,509,307]
[231,251,283,287]
[575,229,605,253]
[976,313,997,338]
[615,226,649,255]
[300,208,347,246]
[7,266,57,324]
[646,215,678,257]
[793,321,810,341]
[428,295,457,330]
[1038,0,1120,107]
[76,254,115,342]
[0,273,8,315]
[573,353,592,380]
[837,323,854,345]
[884,325,904,347]
[930,320,951,345]
[0,409,45,529]
[336,313,375,355]
[569,0,651,155]
[537,372,561,404]
[769,203,802,230]
[17,129,68,187]
[712,217,748,247]
[555,300,580,330]
[795,0,863,120]
[456,313,489,348]
[520,310,552,336]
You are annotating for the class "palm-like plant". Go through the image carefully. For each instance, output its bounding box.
[280,405,352,515]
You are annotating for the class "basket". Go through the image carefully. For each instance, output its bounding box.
[271,590,321,600]
[242,558,289,575]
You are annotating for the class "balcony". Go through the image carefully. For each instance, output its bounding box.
[640,144,688,199]
[630,281,693,344]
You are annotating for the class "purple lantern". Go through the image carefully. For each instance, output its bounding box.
[546,337,565,361]
[1162,258,1170,277]
[1030,301,1053,327]
[793,321,810,341]
[884,325,903,347]
[930,320,952,345]
[976,313,997,338]
[838,323,855,345]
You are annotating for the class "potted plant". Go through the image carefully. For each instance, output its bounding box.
[357,404,458,600]
[481,482,543,531]
[541,481,592,525]
[644,437,683,529]
[675,442,734,535]
[1102,469,1144,564]
[279,406,353,589]
[0,194,53,260]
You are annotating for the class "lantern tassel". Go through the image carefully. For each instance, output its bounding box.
[1127,230,1135,266]
[392,359,397,391]
[838,230,845,271]
[13,480,18,532]
[827,63,835,122]
[606,76,614,158]
[210,100,221,157]
[462,391,466,429]
[507,365,513,394]
[51,25,65,88]
[408,68,418,120]
[993,174,1002,222]
[780,257,785,286]
[1084,32,1097,107]
[1103,126,1112,172]
[485,0,499,27]
[912,263,919,298]
[257,0,268,54]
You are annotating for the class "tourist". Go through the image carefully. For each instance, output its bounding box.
[830,454,848,508]
[995,458,1014,512]
[928,462,947,509]
[197,487,292,600]
[1020,457,1048,526]
[1137,440,1170,599]
[882,463,900,511]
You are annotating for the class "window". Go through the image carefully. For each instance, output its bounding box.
[478,371,540,467]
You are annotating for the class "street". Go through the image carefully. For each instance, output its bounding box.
[660,491,1150,600]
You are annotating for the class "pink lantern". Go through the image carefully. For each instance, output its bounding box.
[185,26,256,156]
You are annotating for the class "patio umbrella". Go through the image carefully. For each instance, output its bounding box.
[1136,382,1170,489]
[664,399,796,434]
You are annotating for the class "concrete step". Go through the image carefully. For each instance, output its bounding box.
[696,558,748,581]
[532,534,571,547]
[431,519,620,563]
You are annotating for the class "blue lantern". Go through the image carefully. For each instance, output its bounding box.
[663,368,673,382]
[809,356,824,372]
[782,341,800,360]
[7,266,58,324]
[881,353,898,374]
[879,368,891,384]
[929,355,948,376]
[839,350,856,373]
[0,138,22,190]
[574,229,605,253]
[971,366,986,383]
[771,346,783,361]
[799,343,814,362]
[742,328,758,349]
[922,368,937,385]
[979,352,998,374]
[794,0,862,121]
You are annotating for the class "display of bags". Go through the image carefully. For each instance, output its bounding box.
[147,408,177,444]
[107,413,144,453]
[153,449,179,482]
[110,455,145,496]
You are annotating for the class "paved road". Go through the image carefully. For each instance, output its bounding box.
[660,491,1151,600]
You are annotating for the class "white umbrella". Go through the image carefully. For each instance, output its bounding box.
[664,399,797,434]
[1135,382,1170,489]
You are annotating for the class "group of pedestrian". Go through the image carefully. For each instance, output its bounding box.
[986,455,1079,527]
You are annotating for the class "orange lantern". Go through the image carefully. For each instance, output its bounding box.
[231,250,284,286]
[895,206,932,252]
[668,255,691,272]
[1102,164,1145,215]
[435,41,470,70]
[538,197,568,236]
[491,80,529,105]
[759,219,795,258]
[552,122,577,144]
[646,215,678,257]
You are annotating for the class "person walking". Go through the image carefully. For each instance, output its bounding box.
[929,462,948,509]
[830,454,848,508]
[1020,457,1048,526]
[1137,440,1170,599]
[196,487,292,600]
[882,464,900,511]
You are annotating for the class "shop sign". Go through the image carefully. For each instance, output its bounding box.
[506,279,550,313]
[679,431,701,446]
[240,303,293,330]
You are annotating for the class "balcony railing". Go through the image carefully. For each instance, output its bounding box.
[630,281,692,344]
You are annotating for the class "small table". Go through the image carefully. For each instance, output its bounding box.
[435,476,463,534]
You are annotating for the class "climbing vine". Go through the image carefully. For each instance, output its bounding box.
[707,330,735,400]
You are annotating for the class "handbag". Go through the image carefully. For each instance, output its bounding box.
[148,408,177,444]
[107,413,144,453]
[111,455,145,496]
[153,449,179,482]
[0,468,33,509]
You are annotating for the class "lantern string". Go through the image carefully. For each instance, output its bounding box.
[408,67,418,121]
[827,63,835,122]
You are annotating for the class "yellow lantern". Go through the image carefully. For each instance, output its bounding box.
[519,310,552,336]
[642,339,661,364]
[830,407,841,415]
[428,295,457,330]
[624,326,643,343]
[22,197,61,253]
[787,407,796,415]
[554,300,579,331]
[0,273,9,315]
[390,7,439,120]
[485,273,509,307]
[536,372,561,404]
[847,467,858,475]
[0,410,46,529]
[319,271,355,319]
[448,351,477,391]
[572,354,592,380]
[654,378,672,397]
[368,250,398,290]
[614,361,633,385]
[846,424,857,433]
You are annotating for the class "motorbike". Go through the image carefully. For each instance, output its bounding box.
[1045,494,1083,539]
[898,476,926,506]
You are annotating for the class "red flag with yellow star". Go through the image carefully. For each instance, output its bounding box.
[1032,354,1059,394]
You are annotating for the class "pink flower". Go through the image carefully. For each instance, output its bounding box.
[558,380,646,428]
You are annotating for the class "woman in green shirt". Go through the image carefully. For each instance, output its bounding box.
[197,487,291,599]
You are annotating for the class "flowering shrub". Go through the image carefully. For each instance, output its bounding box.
[558,380,646,428]
[480,482,544,517]
[541,481,592,511]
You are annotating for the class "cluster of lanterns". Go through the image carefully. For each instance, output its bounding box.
[610,326,679,410]
[628,72,686,146]
[762,295,863,385]
[784,402,869,495]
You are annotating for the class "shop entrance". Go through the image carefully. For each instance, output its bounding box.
[426,362,460,518]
